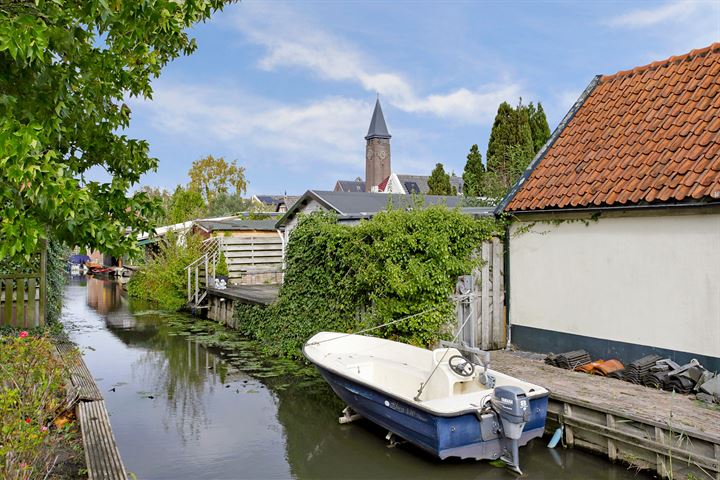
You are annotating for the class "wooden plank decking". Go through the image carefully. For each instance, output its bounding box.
[56,343,127,480]
[78,401,127,480]
[57,342,103,401]
[207,284,279,306]
[491,350,720,439]
[491,350,720,478]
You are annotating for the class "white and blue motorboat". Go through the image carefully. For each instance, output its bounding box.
[303,332,549,473]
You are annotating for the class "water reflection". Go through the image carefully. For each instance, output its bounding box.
[62,277,649,480]
[86,277,124,315]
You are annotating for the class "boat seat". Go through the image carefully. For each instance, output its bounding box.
[419,348,482,401]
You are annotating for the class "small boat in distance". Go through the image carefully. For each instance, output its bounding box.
[303,332,549,474]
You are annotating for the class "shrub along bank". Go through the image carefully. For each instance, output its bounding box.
[235,206,502,358]
[0,332,83,479]
[127,232,204,311]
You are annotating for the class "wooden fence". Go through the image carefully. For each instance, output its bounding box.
[222,234,284,285]
[455,237,505,350]
[0,247,47,327]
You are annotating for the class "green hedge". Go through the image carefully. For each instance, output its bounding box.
[235,205,502,357]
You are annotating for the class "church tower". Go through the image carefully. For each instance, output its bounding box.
[365,98,391,192]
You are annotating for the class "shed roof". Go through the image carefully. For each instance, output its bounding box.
[502,43,720,213]
[194,218,279,232]
[276,190,493,227]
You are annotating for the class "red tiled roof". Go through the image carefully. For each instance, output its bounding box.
[506,43,720,212]
[377,175,390,192]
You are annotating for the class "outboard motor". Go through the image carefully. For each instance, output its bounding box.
[490,385,529,474]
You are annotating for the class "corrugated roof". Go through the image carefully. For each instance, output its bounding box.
[194,219,279,232]
[505,43,720,212]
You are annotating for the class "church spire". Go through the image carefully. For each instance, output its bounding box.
[365,98,391,140]
[365,98,391,192]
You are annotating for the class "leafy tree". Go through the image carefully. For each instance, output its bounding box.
[166,186,205,225]
[188,155,247,203]
[427,163,451,195]
[0,0,228,260]
[138,186,172,224]
[205,191,253,218]
[527,102,551,154]
[462,144,485,197]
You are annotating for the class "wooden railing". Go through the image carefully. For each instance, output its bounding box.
[186,237,220,307]
[0,247,47,327]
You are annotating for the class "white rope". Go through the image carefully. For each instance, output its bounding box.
[305,306,444,347]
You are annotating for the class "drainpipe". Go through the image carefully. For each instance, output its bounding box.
[504,222,512,349]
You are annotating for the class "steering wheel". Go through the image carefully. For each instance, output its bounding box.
[448,355,475,377]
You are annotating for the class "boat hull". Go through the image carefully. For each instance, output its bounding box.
[316,366,548,461]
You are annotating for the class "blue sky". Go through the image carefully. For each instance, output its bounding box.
[124,0,720,196]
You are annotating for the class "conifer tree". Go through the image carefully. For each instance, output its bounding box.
[483,100,535,199]
[462,144,485,197]
[527,102,551,154]
[486,101,533,174]
[428,163,452,195]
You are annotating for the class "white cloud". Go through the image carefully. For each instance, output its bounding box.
[606,0,699,28]
[231,3,521,124]
[131,82,371,169]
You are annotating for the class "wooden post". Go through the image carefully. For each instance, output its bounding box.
[204,256,209,288]
[480,241,491,349]
[27,278,36,328]
[491,238,503,348]
[4,280,11,325]
[39,244,47,326]
[16,280,24,328]
[655,426,669,478]
[187,268,191,302]
[607,413,618,461]
[563,403,574,447]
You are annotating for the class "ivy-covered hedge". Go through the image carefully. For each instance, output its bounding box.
[236,206,502,357]
[45,240,70,324]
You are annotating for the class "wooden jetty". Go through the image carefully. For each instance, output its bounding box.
[206,285,279,325]
[57,343,127,480]
[491,350,720,479]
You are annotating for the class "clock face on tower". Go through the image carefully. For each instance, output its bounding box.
[378,150,386,160]
[366,149,373,161]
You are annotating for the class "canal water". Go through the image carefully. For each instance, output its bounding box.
[61,277,648,479]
